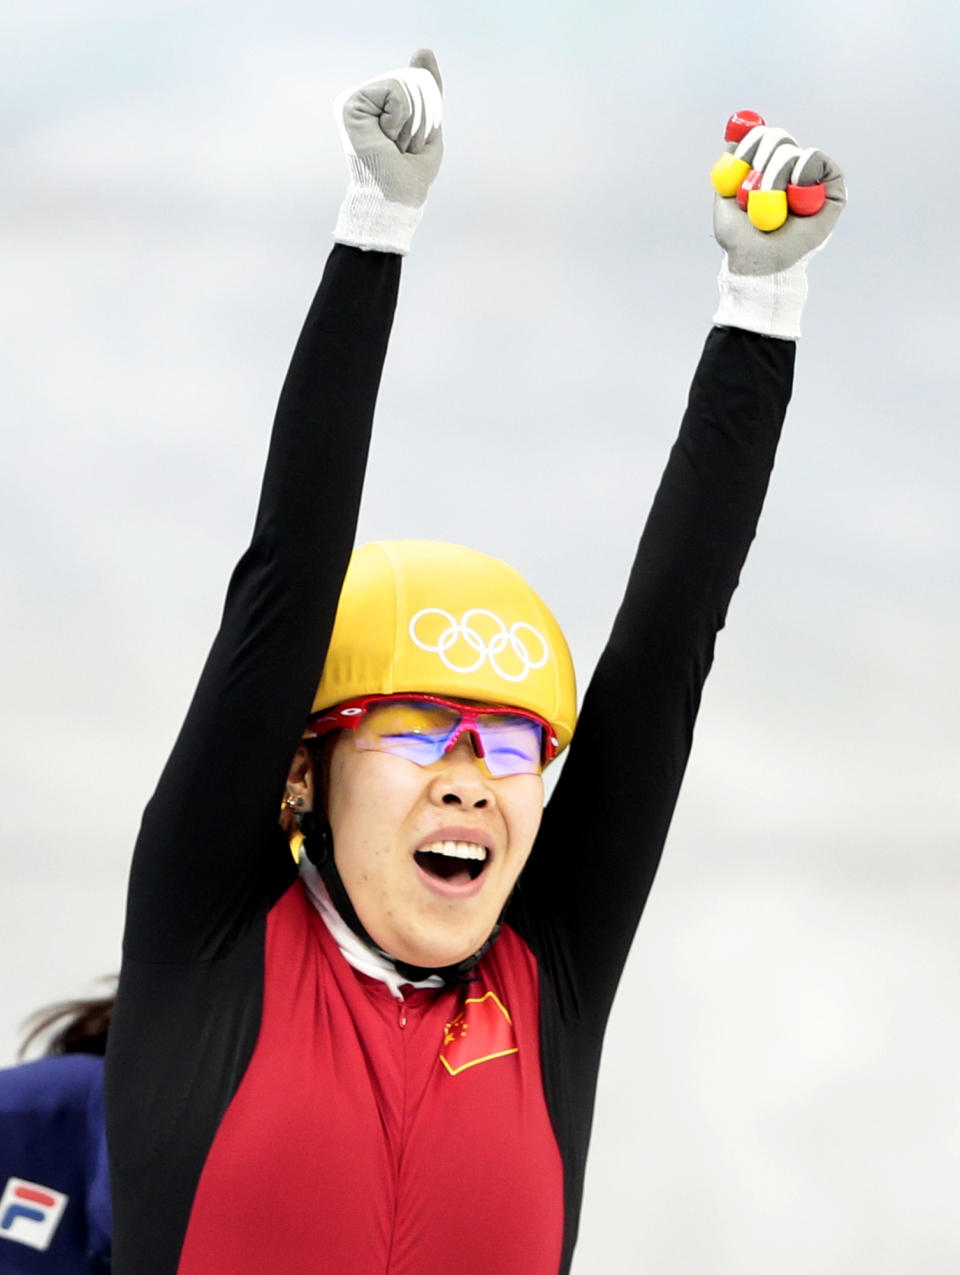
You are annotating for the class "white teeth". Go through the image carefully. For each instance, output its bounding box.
[418,840,488,862]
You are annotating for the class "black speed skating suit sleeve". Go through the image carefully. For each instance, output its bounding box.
[507,327,795,1272]
[121,245,400,963]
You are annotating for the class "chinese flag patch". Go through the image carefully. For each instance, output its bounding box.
[440,990,519,1076]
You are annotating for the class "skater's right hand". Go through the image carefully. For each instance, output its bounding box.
[332,50,444,256]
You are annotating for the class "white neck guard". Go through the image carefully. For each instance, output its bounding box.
[298,852,444,1000]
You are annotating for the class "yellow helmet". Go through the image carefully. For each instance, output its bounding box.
[309,541,577,754]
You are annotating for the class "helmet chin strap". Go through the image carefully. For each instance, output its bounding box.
[302,817,502,986]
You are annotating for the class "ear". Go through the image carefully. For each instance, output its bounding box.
[285,744,315,810]
[279,744,316,841]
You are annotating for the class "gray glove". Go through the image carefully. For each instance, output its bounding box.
[713,122,847,339]
[333,49,444,255]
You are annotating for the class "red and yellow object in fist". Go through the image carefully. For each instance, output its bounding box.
[724,109,765,144]
[736,167,763,211]
[787,181,826,217]
[712,110,827,232]
[711,152,752,198]
[747,189,788,231]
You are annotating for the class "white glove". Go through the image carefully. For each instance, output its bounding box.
[332,49,444,255]
[712,118,846,339]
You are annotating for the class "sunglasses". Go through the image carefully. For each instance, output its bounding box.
[307,693,558,778]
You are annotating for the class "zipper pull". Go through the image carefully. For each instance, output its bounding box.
[398,996,407,1029]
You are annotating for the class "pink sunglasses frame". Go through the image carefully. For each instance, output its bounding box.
[306,692,559,769]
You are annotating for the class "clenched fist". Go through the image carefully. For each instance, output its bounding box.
[333,50,444,255]
[710,111,847,338]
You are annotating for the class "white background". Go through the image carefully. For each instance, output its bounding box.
[2,3,958,1271]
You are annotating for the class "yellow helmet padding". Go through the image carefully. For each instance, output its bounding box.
[310,541,577,753]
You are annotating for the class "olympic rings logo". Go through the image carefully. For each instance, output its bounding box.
[408,608,550,683]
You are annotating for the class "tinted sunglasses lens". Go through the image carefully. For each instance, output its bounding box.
[476,715,544,777]
[353,701,456,765]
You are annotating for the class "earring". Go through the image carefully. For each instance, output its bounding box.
[283,792,306,811]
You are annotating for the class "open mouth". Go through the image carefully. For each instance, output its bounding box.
[414,840,489,887]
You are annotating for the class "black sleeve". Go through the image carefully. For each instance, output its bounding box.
[510,326,795,1024]
[121,245,401,963]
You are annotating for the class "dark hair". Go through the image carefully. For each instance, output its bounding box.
[18,982,116,1061]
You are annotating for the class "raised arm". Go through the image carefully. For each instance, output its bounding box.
[512,117,846,1021]
[121,53,444,964]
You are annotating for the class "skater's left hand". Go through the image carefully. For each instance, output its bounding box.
[711,116,847,339]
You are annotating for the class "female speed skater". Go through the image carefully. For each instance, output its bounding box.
[105,49,846,1275]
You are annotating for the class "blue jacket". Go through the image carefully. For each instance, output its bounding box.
[0,1054,110,1273]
